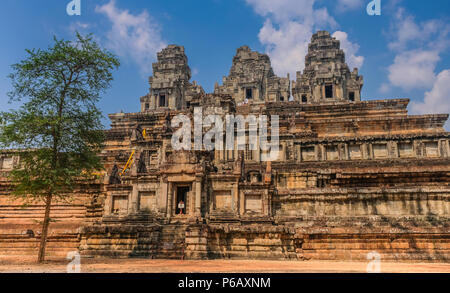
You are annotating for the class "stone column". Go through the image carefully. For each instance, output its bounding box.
[314,145,320,161]
[367,144,373,159]
[232,183,239,213]
[187,189,194,217]
[316,85,323,101]
[414,141,424,157]
[239,190,245,216]
[214,150,220,164]
[195,180,202,217]
[209,188,214,215]
[167,182,173,219]
[130,184,139,214]
[390,141,399,158]
[169,95,176,109]
[444,140,450,157]
[254,134,260,163]
[336,85,343,99]
[343,144,349,160]
[439,139,449,157]
[255,88,260,101]
[104,193,113,216]
[103,174,112,215]
[158,178,168,216]
[339,144,346,160]
[362,143,368,159]
[234,139,239,162]
[150,95,156,110]
[279,142,285,161]
[264,190,271,216]
[355,90,361,101]
[320,145,326,161]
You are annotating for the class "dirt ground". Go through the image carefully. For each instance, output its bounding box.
[0,256,449,273]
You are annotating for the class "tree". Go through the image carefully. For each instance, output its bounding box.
[0,33,120,263]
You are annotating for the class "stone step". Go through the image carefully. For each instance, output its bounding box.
[81,250,135,258]
[155,225,187,259]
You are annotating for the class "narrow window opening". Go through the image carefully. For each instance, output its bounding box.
[325,85,333,98]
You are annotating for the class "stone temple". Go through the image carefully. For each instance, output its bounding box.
[1,31,449,261]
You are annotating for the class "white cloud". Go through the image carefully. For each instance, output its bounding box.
[258,20,312,77]
[379,83,391,94]
[387,50,440,90]
[385,7,450,129]
[95,0,167,75]
[383,7,450,93]
[69,21,90,32]
[246,0,351,78]
[388,12,421,51]
[336,0,364,12]
[246,0,318,24]
[388,9,443,51]
[68,21,94,38]
[332,31,364,70]
[410,69,450,129]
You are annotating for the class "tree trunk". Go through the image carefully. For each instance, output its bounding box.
[37,194,53,263]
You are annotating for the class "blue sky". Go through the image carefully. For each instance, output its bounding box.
[1,0,450,128]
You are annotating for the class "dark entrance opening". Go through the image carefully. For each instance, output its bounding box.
[175,186,189,215]
[325,85,333,98]
[302,95,308,103]
[246,88,253,99]
[159,94,166,107]
[349,92,355,101]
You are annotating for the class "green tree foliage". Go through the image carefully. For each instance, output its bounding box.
[0,33,120,262]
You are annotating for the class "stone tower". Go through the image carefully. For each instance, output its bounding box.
[292,31,363,104]
[140,45,204,111]
[214,46,290,104]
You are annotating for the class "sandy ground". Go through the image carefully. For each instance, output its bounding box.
[0,256,449,273]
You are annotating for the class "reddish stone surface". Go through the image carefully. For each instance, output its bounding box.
[0,257,449,273]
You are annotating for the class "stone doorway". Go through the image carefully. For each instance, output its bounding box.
[175,186,190,215]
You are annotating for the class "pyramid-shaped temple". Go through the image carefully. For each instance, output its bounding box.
[1,31,449,261]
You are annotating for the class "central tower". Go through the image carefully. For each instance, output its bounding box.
[292,31,364,104]
[214,46,290,104]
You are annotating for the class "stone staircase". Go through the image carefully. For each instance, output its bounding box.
[155,224,187,259]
